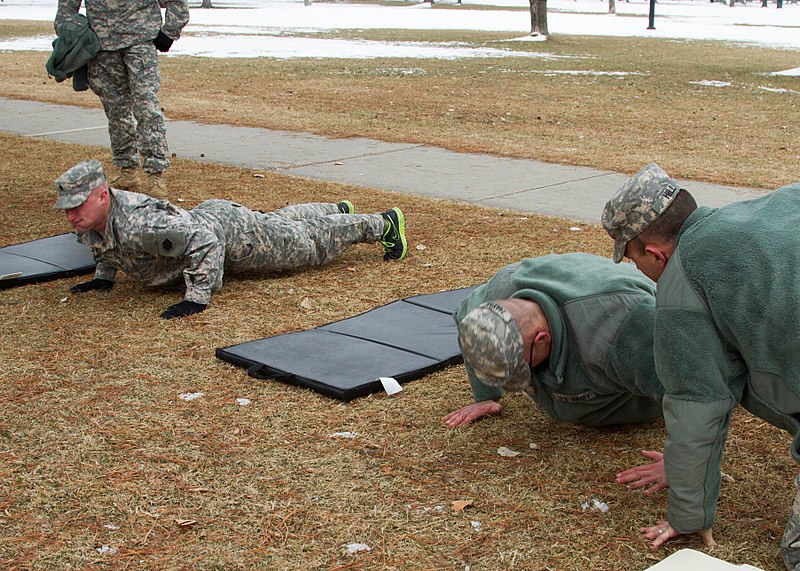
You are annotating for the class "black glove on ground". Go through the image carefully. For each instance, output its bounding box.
[153,31,174,52]
[161,300,207,320]
[70,278,114,293]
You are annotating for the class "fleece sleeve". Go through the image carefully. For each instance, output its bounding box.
[655,266,745,533]
[466,360,504,403]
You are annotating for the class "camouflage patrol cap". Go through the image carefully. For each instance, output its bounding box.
[602,163,682,263]
[53,159,106,209]
[457,302,531,392]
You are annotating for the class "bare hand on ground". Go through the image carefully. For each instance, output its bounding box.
[616,450,668,494]
[444,401,502,427]
[642,520,716,549]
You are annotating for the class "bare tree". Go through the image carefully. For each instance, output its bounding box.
[200,0,213,7]
[529,0,548,36]
[608,0,616,14]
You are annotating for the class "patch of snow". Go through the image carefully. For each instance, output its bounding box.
[0,0,798,59]
[689,80,732,87]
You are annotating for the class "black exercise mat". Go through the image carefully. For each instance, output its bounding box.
[216,286,477,401]
[0,233,95,289]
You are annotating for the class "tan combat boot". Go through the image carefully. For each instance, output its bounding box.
[145,172,168,200]
[110,167,141,192]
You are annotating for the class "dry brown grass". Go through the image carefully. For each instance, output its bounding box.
[1,24,798,190]
[0,132,794,570]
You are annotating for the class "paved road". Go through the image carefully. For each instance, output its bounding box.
[0,97,766,223]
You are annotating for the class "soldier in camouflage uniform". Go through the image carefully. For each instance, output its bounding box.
[54,160,408,319]
[444,253,664,431]
[54,0,190,198]
[603,163,800,568]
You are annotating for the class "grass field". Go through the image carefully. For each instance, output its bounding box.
[0,20,799,189]
[0,19,798,571]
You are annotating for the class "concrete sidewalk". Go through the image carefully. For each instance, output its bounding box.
[0,97,766,223]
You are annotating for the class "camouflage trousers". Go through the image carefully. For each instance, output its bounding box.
[88,42,169,174]
[782,475,800,570]
[193,200,386,274]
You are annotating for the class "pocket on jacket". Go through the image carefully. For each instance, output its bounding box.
[224,230,256,265]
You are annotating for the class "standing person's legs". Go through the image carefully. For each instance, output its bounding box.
[123,42,169,197]
[124,42,169,177]
[782,475,800,570]
[88,50,140,190]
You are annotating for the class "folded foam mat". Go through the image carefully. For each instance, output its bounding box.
[0,233,95,289]
[216,286,477,401]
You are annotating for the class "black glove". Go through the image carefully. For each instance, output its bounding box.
[70,278,114,293]
[161,300,207,320]
[153,31,174,52]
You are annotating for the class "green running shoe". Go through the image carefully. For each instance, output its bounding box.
[380,207,407,261]
[337,200,355,214]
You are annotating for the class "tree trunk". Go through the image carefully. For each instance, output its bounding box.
[200,0,213,7]
[529,0,548,36]
[608,0,616,14]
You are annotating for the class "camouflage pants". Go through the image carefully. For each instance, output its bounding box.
[193,200,386,274]
[88,42,169,174]
[782,475,800,570]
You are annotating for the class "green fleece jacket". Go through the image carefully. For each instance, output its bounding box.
[656,183,800,535]
[454,253,663,427]
[45,13,100,92]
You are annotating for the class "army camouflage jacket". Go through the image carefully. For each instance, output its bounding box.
[55,0,190,51]
[77,189,224,305]
[454,253,663,427]
[654,183,800,535]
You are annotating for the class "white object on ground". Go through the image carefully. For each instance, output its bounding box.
[379,376,403,395]
[178,392,204,401]
[644,548,765,570]
[581,498,609,512]
[345,543,372,555]
[95,545,117,555]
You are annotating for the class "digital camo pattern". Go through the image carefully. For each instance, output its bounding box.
[602,163,682,262]
[55,0,188,174]
[193,200,385,275]
[76,190,385,305]
[55,0,190,51]
[53,159,106,209]
[782,475,800,570]
[457,302,531,392]
[88,44,169,173]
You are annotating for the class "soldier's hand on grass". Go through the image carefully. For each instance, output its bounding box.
[444,400,502,428]
[642,520,716,550]
[161,300,207,319]
[616,450,668,494]
[153,31,174,52]
[70,278,114,293]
